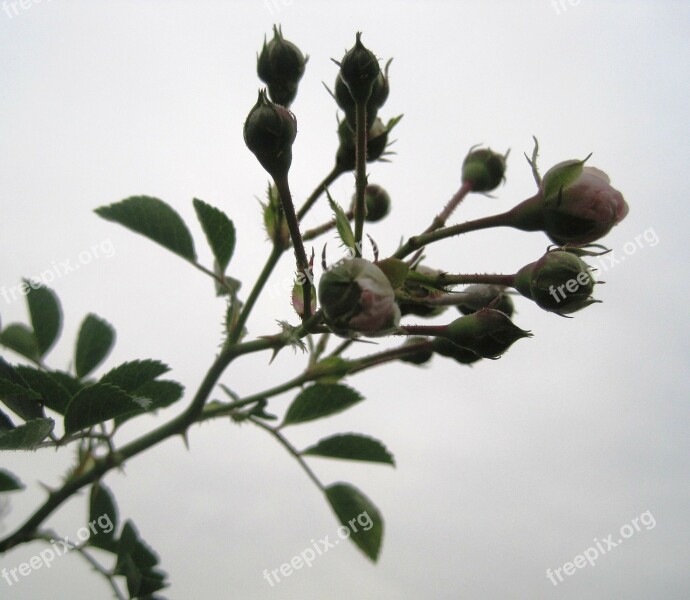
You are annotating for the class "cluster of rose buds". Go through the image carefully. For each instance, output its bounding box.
[242,30,629,366]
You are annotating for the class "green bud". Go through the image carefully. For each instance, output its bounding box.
[243,89,297,180]
[443,308,531,359]
[432,338,482,365]
[350,184,391,223]
[399,337,434,366]
[456,284,514,318]
[461,147,508,192]
[257,25,307,107]
[338,33,380,104]
[335,117,390,173]
[514,249,599,315]
[318,258,401,338]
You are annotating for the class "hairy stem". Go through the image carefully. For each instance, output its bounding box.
[297,165,343,221]
[353,100,368,257]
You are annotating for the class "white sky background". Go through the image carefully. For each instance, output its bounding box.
[1,0,689,598]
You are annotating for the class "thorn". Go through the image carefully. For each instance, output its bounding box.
[180,431,190,450]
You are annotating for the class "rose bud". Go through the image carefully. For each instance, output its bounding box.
[443,308,531,359]
[507,159,628,245]
[399,337,434,365]
[337,33,381,104]
[514,249,599,315]
[243,89,297,180]
[257,25,308,107]
[350,184,391,223]
[541,161,629,245]
[461,147,508,192]
[432,338,482,365]
[318,258,401,337]
[456,284,514,317]
[398,265,447,318]
[335,117,390,172]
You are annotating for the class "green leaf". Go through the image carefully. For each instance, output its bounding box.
[75,314,116,378]
[48,370,84,396]
[327,191,356,251]
[303,434,395,465]
[15,366,72,415]
[282,383,363,427]
[0,358,44,421]
[25,281,62,357]
[64,384,139,434]
[376,258,409,290]
[0,418,54,450]
[0,323,40,363]
[0,408,14,431]
[325,482,384,561]
[115,380,184,427]
[90,482,119,552]
[0,468,24,492]
[95,195,196,261]
[115,520,167,597]
[100,360,170,393]
[193,198,236,273]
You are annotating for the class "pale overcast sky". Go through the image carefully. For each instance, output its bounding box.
[1,1,689,599]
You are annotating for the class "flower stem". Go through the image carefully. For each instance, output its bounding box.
[297,165,343,220]
[353,100,368,257]
[423,180,473,234]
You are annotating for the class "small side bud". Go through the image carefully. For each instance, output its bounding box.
[432,338,482,365]
[456,284,514,318]
[243,89,297,180]
[399,337,434,365]
[444,308,532,359]
[350,184,391,223]
[335,117,390,172]
[461,147,508,192]
[262,183,290,249]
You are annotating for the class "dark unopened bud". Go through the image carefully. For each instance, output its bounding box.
[432,338,482,365]
[399,337,434,365]
[456,284,514,317]
[257,26,307,107]
[335,117,389,172]
[444,308,531,359]
[462,147,508,192]
[350,184,390,222]
[318,258,400,337]
[338,33,380,104]
[244,89,297,180]
[514,249,598,315]
[398,265,447,318]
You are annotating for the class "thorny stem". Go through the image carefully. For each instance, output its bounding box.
[274,176,312,321]
[297,165,343,220]
[405,269,517,288]
[353,100,368,257]
[423,180,474,234]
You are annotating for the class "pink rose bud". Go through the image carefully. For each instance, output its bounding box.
[540,161,629,245]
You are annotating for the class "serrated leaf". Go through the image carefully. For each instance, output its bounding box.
[15,366,72,415]
[115,380,184,427]
[75,314,116,378]
[0,468,24,492]
[376,258,409,290]
[282,383,363,427]
[48,370,84,396]
[193,198,235,273]
[116,520,167,597]
[0,418,54,450]
[327,191,356,251]
[0,358,44,421]
[64,384,139,434]
[325,482,384,561]
[303,434,394,465]
[90,482,119,552]
[0,323,40,363]
[25,281,62,357]
[95,196,196,261]
[100,360,169,393]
